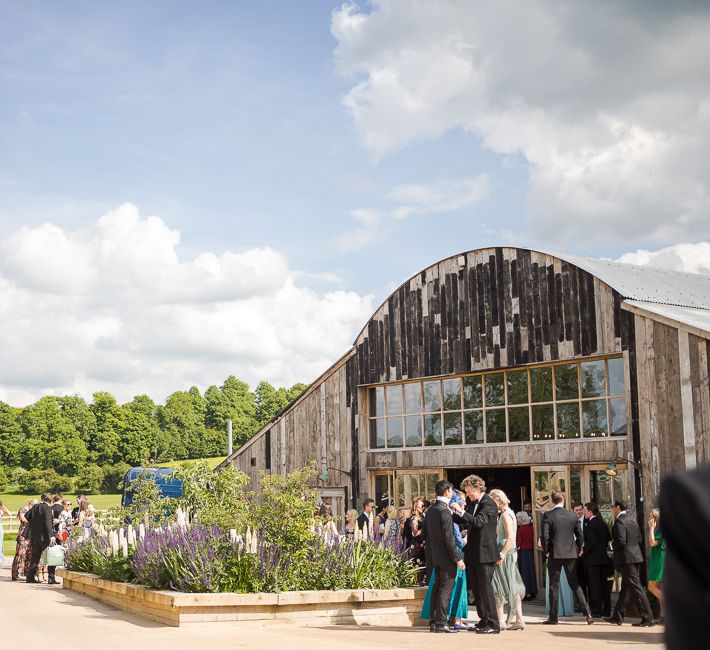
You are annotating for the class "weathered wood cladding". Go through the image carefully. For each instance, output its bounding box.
[353,248,623,386]
[365,439,627,471]
[633,313,710,505]
[230,358,352,495]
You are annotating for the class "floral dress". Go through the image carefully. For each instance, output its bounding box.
[11,507,33,580]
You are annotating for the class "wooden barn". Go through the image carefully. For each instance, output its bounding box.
[218,247,710,577]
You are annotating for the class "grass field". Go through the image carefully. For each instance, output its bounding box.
[156,456,225,470]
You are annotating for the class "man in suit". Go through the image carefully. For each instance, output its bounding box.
[606,500,654,627]
[660,464,710,649]
[581,501,612,618]
[425,480,465,633]
[24,492,57,584]
[542,490,594,624]
[450,473,500,634]
[573,502,588,609]
[356,498,374,534]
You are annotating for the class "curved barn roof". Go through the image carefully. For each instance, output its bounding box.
[355,247,710,344]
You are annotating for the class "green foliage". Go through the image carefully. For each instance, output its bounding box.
[114,472,177,526]
[101,462,131,493]
[0,466,8,492]
[175,462,251,531]
[252,463,319,548]
[18,467,73,494]
[75,464,104,493]
[2,377,306,485]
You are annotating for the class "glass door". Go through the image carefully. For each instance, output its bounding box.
[531,465,570,589]
[395,469,444,508]
[585,464,629,529]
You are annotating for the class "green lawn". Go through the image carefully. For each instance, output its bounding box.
[0,492,121,513]
[156,456,226,470]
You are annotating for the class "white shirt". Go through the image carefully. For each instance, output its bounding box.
[436,496,450,505]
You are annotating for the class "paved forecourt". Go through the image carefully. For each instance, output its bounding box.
[0,561,664,650]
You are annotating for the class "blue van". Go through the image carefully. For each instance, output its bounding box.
[121,467,184,508]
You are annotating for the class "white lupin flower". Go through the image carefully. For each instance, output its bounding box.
[121,537,128,556]
[138,523,145,540]
[368,511,374,539]
[176,507,186,528]
[109,531,119,556]
[229,529,237,542]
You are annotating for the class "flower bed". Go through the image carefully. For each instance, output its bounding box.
[58,569,427,627]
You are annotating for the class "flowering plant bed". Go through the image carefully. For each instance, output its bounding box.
[58,569,427,627]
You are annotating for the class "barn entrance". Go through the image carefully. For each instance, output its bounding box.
[446,466,531,513]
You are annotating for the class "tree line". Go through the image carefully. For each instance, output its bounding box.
[0,376,307,494]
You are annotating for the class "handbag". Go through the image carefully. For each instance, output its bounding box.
[46,543,66,567]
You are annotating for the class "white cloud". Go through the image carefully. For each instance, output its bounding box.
[332,1,710,245]
[336,174,488,250]
[617,241,710,275]
[0,203,374,406]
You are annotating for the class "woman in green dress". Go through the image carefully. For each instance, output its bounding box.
[490,489,526,630]
[647,508,665,618]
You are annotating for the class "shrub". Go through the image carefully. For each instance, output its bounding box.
[101,462,130,493]
[17,468,73,494]
[0,466,8,492]
[74,464,103,493]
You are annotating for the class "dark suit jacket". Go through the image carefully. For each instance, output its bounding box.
[25,502,54,546]
[660,464,710,650]
[459,493,499,564]
[424,500,459,567]
[612,513,644,568]
[582,516,611,566]
[542,506,584,559]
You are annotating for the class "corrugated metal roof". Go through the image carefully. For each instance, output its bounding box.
[553,252,710,310]
[624,301,710,336]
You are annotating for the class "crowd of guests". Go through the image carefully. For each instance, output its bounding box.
[6,493,96,583]
[343,475,665,634]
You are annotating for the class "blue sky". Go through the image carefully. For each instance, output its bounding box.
[1,1,709,404]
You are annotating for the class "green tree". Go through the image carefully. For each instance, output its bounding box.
[119,395,160,465]
[101,462,131,493]
[75,463,104,493]
[205,376,257,446]
[0,465,8,491]
[59,395,97,447]
[0,401,23,467]
[89,392,125,464]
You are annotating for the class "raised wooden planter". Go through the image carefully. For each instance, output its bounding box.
[57,569,427,627]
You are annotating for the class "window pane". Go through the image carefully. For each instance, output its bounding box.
[486,408,506,443]
[508,406,530,442]
[531,404,554,441]
[423,380,441,412]
[369,387,385,417]
[442,378,462,411]
[464,411,484,444]
[463,375,483,408]
[555,364,579,401]
[370,418,385,448]
[387,416,403,447]
[609,398,627,435]
[608,358,625,396]
[485,372,505,406]
[583,399,608,437]
[424,413,442,445]
[444,412,463,445]
[507,369,529,405]
[557,402,581,439]
[405,415,423,447]
[404,382,422,414]
[581,360,606,398]
[386,385,403,415]
[530,367,553,403]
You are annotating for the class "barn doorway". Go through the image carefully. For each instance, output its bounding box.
[446,466,531,513]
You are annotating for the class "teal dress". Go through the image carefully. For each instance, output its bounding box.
[421,521,468,621]
[491,509,526,623]
[420,567,468,621]
[648,530,665,581]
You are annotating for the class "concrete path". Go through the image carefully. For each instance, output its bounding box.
[0,561,664,650]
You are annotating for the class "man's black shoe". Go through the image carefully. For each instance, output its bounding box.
[476,626,499,634]
[542,618,558,625]
[586,615,595,625]
[48,579,58,585]
[25,578,41,583]
[433,625,459,633]
[603,617,622,625]
[632,620,655,627]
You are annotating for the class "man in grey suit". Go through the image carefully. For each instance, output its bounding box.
[541,490,594,624]
[606,500,654,627]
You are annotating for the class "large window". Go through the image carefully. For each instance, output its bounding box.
[368,356,626,449]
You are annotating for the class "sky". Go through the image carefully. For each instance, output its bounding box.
[1,0,709,406]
